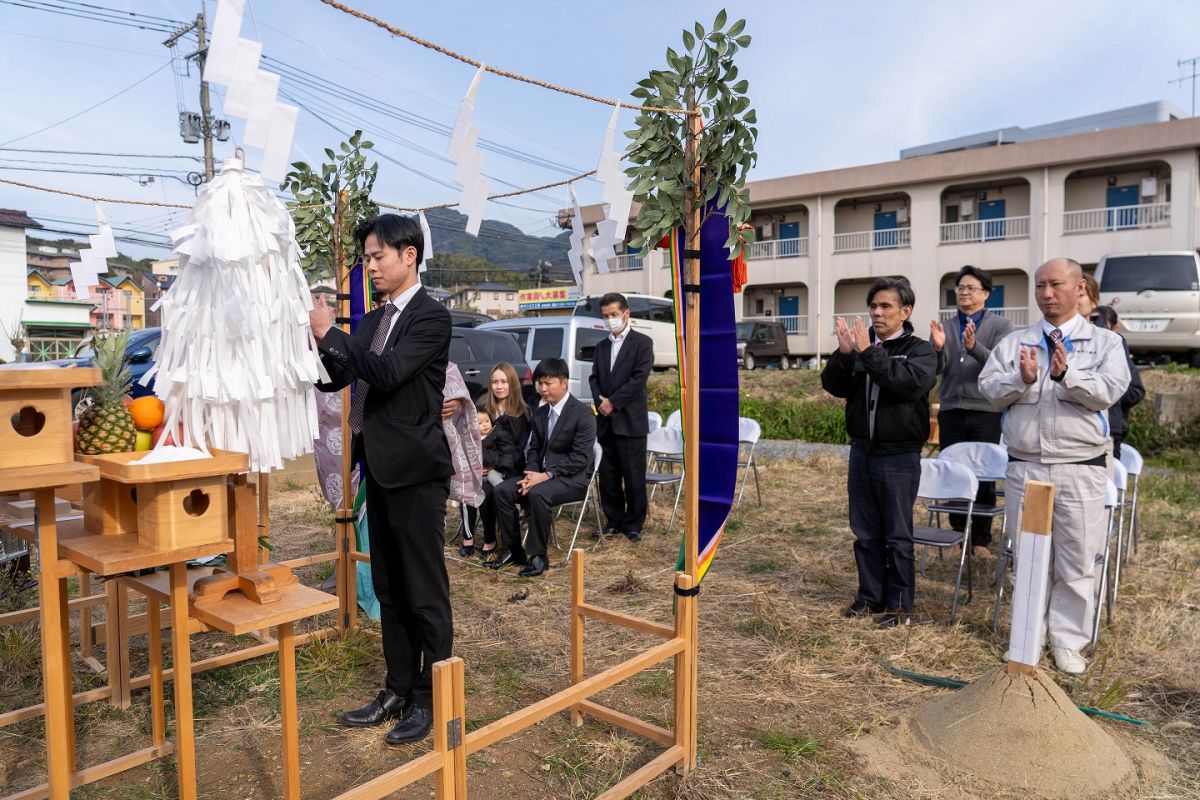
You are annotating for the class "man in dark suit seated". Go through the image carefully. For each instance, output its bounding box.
[309,213,453,745]
[589,292,654,541]
[490,357,596,577]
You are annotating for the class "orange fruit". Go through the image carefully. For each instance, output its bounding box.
[129,396,165,430]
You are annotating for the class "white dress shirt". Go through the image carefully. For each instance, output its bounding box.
[383,281,422,341]
[1041,312,1083,341]
[609,324,630,369]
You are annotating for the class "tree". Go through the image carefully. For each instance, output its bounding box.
[283,130,379,282]
[623,9,758,258]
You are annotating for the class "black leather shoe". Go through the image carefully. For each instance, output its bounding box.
[339,689,406,728]
[875,611,912,628]
[458,539,475,558]
[591,526,619,540]
[624,530,642,542]
[486,549,525,570]
[385,706,433,745]
[518,555,548,577]
[842,600,882,619]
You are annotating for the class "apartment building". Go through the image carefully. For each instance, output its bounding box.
[572,101,1199,357]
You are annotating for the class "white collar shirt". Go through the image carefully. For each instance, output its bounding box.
[609,324,630,368]
[383,282,422,341]
[1040,312,1083,341]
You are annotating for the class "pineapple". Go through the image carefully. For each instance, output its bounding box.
[75,331,137,454]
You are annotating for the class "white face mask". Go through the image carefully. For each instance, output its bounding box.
[605,315,627,334]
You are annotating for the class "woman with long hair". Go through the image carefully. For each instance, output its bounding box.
[472,362,531,559]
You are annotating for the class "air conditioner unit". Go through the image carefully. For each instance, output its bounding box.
[896,207,909,224]
[1141,177,1158,197]
[761,223,774,238]
[960,197,976,216]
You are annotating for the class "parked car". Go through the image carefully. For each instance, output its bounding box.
[449,309,495,328]
[573,294,677,369]
[736,320,798,369]
[1095,251,1200,367]
[41,327,162,410]
[450,326,535,404]
[476,316,610,399]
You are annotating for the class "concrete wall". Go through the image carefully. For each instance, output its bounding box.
[1064,162,1171,210]
[942,182,1031,219]
[834,195,911,233]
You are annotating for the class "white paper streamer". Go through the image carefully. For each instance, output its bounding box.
[588,103,636,274]
[149,156,329,473]
[418,210,433,273]
[69,204,116,300]
[566,185,588,286]
[446,66,491,237]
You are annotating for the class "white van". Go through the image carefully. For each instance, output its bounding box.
[476,317,610,399]
[1094,251,1200,367]
[573,294,678,369]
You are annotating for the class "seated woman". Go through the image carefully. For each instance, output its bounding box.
[475,362,531,559]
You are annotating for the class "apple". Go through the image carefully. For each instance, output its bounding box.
[135,430,152,451]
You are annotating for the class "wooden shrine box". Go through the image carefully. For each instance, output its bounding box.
[77,449,249,550]
[0,366,100,470]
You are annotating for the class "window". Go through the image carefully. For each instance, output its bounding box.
[493,292,499,301]
[449,334,473,364]
[755,298,764,315]
[506,293,514,301]
[530,328,564,361]
[1100,255,1199,292]
[945,205,960,224]
[574,328,608,362]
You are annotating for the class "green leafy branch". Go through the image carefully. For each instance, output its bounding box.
[624,9,758,259]
[283,130,380,281]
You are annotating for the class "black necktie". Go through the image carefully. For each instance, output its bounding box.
[348,303,398,435]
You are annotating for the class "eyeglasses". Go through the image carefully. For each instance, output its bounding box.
[955,285,984,295]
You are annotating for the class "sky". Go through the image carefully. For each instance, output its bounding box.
[2,0,1200,260]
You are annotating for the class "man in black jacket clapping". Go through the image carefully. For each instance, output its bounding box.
[821,277,937,627]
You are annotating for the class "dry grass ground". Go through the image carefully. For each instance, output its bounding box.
[1,452,1198,797]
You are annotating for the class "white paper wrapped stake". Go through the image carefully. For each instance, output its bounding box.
[1005,480,1056,669]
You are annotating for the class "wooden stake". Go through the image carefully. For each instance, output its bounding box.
[570,549,585,727]
[333,187,356,637]
[1007,480,1055,675]
[450,658,467,800]
[432,659,458,800]
[146,598,166,748]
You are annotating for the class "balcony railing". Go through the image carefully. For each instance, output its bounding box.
[938,306,1030,327]
[831,313,869,332]
[1063,202,1169,234]
[747,237,808,260]
[607,252,645,272]
[939,215,1030,244]
[743,314,809,335]
[833,227,911,253]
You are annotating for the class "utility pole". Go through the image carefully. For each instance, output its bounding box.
[1169,56,1200,117]
[163,4,217,181]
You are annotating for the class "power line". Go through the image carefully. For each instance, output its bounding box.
[0,165,193,185]
[0,0,180,33]
[0,147,202,160]
[0,60,174,147]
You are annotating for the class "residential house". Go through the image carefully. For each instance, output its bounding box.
[569,101,1200,358]
[448,281,521,318]
[0,210,44,361]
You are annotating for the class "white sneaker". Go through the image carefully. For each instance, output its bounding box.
[1051,647,1087,675]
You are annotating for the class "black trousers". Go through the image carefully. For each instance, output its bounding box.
[363,461,452,708]
[494,476,587,558]
[598,430,648,533]
[937,408,1002,547]
[848,446,920,614]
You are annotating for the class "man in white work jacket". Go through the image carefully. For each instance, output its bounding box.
[979,257,1130,676]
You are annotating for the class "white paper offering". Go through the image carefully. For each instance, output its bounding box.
[446,66,490,237]
[129,445,213,465]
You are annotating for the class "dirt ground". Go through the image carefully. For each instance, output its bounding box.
[2,449,1199,798]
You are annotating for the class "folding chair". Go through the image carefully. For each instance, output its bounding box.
[1090,477,1121,650]
[1108,459,1129,607]
[665,409,682,430]
[546,442,604,555]
[647,411,662,433]
[653,410,684,469]
[1118,445,1143,561]
[933,441,1007,537]
[645,426,685,536]
[912,458,978,621]
[736,417,763,507]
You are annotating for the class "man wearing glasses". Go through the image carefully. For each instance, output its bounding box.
[929,265,1014,561]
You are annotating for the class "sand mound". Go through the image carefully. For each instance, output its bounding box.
[904,666,1135,798]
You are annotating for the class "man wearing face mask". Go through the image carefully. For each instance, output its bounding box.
[589,292,655,541]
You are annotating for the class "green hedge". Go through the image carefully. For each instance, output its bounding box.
[647,378,848,444]
[1125,396,1200,457]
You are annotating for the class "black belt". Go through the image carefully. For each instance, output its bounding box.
[1008,453,1106,468]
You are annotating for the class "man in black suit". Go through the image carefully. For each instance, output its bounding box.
[490,357,596,577]
[589,292,654,541]
[309,213,452,745]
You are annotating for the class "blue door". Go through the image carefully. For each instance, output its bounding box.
[874,211,898,249]
[1107,186,1139,229]
[779,295,799,332]
[979,199,1006,240]
[984,285,1004,310]
[778,222,800,257]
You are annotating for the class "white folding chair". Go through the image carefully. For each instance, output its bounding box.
[552,442,604,555]
[913,459,979,621]
[933,441,1007,530]
[1091,477,1121,650]
[646,411,662,433]
[1108,459,1129,608]
[645,426,685,535]
[653,409,685,469]
[665,409,682,430]
[736,417,763,507]
[1118,445,1143,561]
